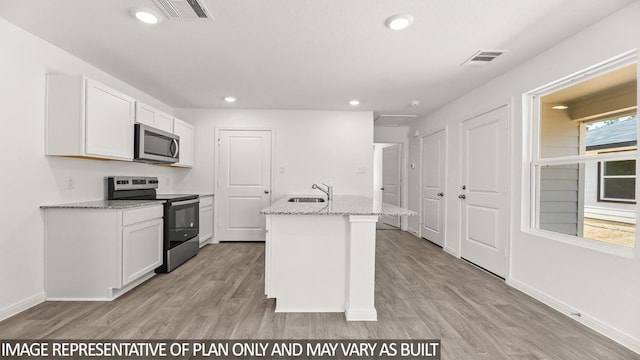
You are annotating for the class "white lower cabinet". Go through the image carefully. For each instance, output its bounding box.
[44,204,163,300]
[122,217,163,286]
[199,196,214,246]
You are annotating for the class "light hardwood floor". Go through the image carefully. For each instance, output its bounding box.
[0,230,637,359]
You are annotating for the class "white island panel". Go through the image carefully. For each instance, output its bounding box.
[268,215,347,312]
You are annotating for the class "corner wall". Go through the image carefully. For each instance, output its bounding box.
[408,1,640,352]
[0,17,182,320]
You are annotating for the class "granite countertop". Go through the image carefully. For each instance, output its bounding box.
[40,200,162,210]
[199,193,214,197]
[261,195,417,216]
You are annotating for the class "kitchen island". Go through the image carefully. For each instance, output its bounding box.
[261,195,415,321]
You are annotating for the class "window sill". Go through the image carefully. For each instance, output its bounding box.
[526,228,635,258]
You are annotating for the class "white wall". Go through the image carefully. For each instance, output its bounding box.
[174,109,374,200]
[0,17,183,320]
[407,135,422,236]
[409,1,640,352]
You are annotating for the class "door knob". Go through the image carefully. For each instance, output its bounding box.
[380,187,385,190]
[264,190,270,194]
[458,194,466,199]
[437,192,444,197]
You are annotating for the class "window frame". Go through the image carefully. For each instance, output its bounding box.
[523,50,637,258]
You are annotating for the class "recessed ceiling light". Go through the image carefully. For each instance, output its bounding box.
[224,96,237,103]
[130,7,162,24]
[385,14,413,31]
[552,105,569,110]
[349,99,360,106]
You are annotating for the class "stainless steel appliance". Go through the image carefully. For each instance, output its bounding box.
[107,176,199,272]
[134,124,180,164]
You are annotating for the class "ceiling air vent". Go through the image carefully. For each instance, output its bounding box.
[153,0,213,20]
[461,50,507,67]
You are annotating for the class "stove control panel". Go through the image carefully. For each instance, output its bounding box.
[107,176,159,194]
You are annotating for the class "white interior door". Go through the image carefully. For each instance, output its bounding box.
[381,144,401,227]
[217,130,272,241]
[460,106,508,278]
[422,130,446,247]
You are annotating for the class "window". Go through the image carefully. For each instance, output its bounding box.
[599,160,636,203]
[527,55,637,253]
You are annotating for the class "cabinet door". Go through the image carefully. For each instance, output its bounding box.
[122,218,163,286]
[199,205,213,245]
[156,112,174,133]
[85,80,135,160]
[172,118,194,167]
[135,102,156,127]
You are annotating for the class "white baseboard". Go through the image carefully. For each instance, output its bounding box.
[407,227,420,237]
[443,246,458,257]
[508,278,640,354]
[345,308,378,321]
[0,293,45,322]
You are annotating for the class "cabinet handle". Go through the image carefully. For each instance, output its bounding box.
[171,138,179,158]
[458,194,466,199]
[437,192,444,197]
[264,190,270,194]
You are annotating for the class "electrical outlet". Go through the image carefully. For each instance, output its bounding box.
[64,176,75,190]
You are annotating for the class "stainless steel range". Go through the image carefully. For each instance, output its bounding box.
[107,176,199,272]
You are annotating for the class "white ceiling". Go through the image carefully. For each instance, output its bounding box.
[0,0,635,120]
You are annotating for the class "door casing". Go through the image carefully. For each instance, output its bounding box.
[214,127,275,242]
[458,104,511,279]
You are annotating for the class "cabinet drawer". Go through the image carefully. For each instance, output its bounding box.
[200,196,213,207]
[123,205,163,226]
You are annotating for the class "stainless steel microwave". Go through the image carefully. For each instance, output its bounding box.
[134,123,179,164]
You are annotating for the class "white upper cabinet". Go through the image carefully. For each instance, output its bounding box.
[172,118,194,167]
[46,75,135,161]
[135,102,174,133]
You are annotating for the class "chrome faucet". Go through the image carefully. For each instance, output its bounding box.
[312,183,333,200]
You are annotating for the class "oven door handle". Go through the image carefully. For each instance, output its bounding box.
[170,199,199,207]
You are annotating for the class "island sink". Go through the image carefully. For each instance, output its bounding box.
[287,197,325,203]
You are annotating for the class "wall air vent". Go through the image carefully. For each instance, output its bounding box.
[461,50,507,67]
[374,114,418,127]
[153,0,213,20]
